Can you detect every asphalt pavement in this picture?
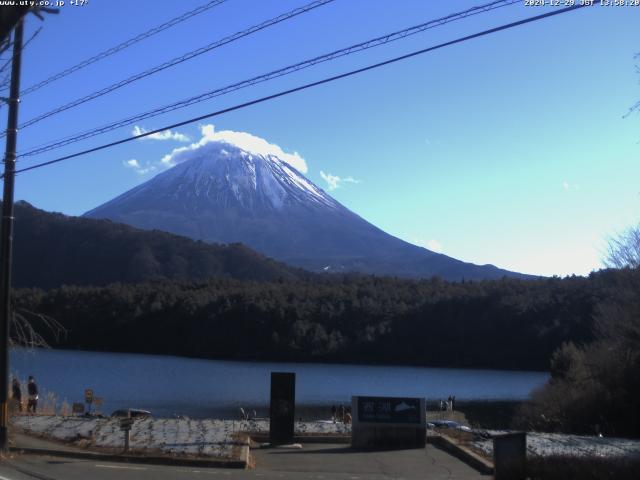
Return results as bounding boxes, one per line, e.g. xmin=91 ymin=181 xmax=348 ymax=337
xmin=0 ymin=442 xmax=488 ymax=480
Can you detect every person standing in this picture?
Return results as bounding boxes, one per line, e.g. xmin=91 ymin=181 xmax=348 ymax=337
xmin=27 ymin=376 xmax=38 ymax=414
xmin=344 ymin=408 xmax=352 ymax=425
xmin=11 ymin=378 xmax=22 ymax=412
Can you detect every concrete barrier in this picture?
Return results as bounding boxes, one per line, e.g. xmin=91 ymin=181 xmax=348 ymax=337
xmin=493 ymin=431 xmax=526 ymax=480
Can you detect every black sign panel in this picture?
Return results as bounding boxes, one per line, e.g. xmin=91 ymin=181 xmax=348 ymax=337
xmin=120 ymin=418 xmax=134 ymax=431
xmin=269 ymin=372 xmax=295 ymax=445
xmin=357 ymin=396 xmax=421 ymax=424
xmin=494 ymin=432 xmax=526 ymax=480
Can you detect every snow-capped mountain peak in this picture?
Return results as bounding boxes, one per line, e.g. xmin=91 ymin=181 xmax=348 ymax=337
xmin=137 ymin=142 xmax=339 ymax=212
xmin=85 ymin=138 xmax=527 ymax=281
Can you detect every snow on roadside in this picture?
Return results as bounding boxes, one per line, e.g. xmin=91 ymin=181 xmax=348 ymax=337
xmin=11 ymin=415 xmax=350 ymax=458
xmin=472 ymin=430 xmax=640 ymax=459
xmin=12 ymin=416 xmax=237 ymax=457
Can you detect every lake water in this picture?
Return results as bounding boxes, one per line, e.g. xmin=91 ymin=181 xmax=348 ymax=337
xmin=10 ymin=348 xmax=548 ymax=418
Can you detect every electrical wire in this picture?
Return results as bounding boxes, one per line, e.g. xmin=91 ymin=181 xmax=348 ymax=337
xmin=10 ymin=3 xmax=590 ymax=177
xmin=0 ymin=27 xmax=41 ymax=78
xmin=1 ymin=0 xmax=229 ymax=95
xmin=17 ymin=0 xmax=519 ymax=158
xmin=0 ymin=27 xmax=42 ymax=114
xmin=10 ymin=0 xmax=336 ymax=136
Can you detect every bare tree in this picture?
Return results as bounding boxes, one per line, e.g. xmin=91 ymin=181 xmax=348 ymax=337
xmin=10 ymin=304 xmax=65 ymax=349
xmin=608 ymin=55 xmax=640 ymax=269
xmin=624 ymin=52 xmax=640 ymax=117
xmin=605 ymin=223 xmax=640 ymax=269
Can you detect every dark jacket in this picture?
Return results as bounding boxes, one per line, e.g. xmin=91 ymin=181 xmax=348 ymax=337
xmin=12 ymin=382 xmax=21 ymax=400
xmin=27 ymin=381 xmax=38 ymax=396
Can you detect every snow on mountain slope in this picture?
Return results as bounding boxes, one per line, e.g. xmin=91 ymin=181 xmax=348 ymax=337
xmin=103 ymin=143 xmax=339 ymax=213
xmin=85 ymin=140 xmax=529 ymax=280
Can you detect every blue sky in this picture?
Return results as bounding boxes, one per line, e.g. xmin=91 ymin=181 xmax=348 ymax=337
xmin=5 ymin=0 xmax=639 ymax=277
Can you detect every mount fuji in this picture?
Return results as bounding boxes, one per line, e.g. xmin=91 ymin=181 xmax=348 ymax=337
xmin=84 ymin=140 xmax=526 ymax=280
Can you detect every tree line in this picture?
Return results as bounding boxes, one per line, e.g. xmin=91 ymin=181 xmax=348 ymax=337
xmin=513 ymin=224 xmax=640 ymax=437
xmin=12 ymin=267 xmax=637 ymax=372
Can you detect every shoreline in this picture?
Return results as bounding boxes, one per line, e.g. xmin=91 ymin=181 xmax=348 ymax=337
xmin=11 ymin=346 xmax=550 ymax=374
xmin=17 ymin=400 xmax=524 ymax=427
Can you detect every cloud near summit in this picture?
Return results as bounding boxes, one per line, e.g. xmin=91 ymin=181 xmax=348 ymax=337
xmin=160 ymin=125 xmax=308 ymax=173
xmin=320 ymin=171 xmax=361 ymax=191
xmin=132 ymin=125 xmax=190 ymax=142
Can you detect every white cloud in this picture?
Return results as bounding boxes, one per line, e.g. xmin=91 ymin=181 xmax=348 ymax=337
xmin=123 ymin=158 xmax=157 ymax=175
xmin=132 ymin=125 xmax=190 ymax=142
xmin=161 ymin=125 xmax=308 ymax=173
xmin=411 ymin=237 xmax=444 ymax=253
xmin=319 ymin=171 xmax=361 ymax=191
xmin=320 ymin=171 xmax=340 ymax=190
xmin=426 ymin=239 xmax=443 ymax=253
xmin=562 ymin=180 xmax=580 ymax=191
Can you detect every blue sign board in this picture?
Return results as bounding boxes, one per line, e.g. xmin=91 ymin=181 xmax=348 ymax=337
xmin=356 ymin=396 xmax=422 ymax=424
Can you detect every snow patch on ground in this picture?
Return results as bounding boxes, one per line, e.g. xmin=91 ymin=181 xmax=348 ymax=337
xmin=471 ymin=430 xmax=640 ymax=459
xmin=12 ymin=415 xmax=350 ymax=458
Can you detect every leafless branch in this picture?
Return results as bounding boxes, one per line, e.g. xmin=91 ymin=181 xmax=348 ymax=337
xmin=604 ymin=223 xmax=640 ymax=269
xmin=10 ymin=307 xmax=66 ymax=349
xmin=0 ymin=38 xmax=11 ymax=57
xmin=624 ymin=53 xmax=640 ymax=117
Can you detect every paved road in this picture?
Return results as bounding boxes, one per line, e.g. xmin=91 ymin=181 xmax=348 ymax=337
xmin=0 ymin=443 xmax=488 ymax=480
xmin=253 ymin=443 xmax=487 ymax=479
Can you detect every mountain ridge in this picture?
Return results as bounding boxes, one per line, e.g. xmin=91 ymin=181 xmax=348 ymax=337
xmin=9 ymin=200 xmax=308 ymax=289
xmin=85 ymin=141 xmax=531 ymax=280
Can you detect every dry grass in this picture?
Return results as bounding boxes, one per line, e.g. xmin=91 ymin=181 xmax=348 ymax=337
xmin=59 ymin=400 xmax=70 ymax=416
xmin=39 ymin=391 xmax=57 ymax=415
xmin=9 ymin=375 xmax=70 ymax=418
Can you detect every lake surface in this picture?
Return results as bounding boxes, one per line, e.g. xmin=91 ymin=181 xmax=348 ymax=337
xmin=11 ymin=348 xmax=548 ymax=418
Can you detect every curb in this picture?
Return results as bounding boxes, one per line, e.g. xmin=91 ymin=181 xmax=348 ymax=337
xmin=250 ymin=434 xmax=350 ymax=444
xmin=428 ymin=434 xmax=494 ymax=475
xmin=239 ymin=443 xmax=251 ymax=468
xmin=10 ymin=445 xmax=249 ymax=469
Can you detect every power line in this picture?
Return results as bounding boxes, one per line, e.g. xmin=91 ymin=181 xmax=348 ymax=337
xmin=9 ymin=0 xmax=335 ymax=136
xmin=11 ymin=3 xmax=590 ymax=177
xmin=18 ymin=0 xmax=520 ymax=158
xmin=0 ymin=27 xmax=42 ymax=113
xmin=6 ymin=0 xmax=229 ymax=96
xmin=0 ymin=27 xmax=40 ymax=77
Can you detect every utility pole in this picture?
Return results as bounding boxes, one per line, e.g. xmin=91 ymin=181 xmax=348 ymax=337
xmin=0 ymin=17 xmax=23 ymax=453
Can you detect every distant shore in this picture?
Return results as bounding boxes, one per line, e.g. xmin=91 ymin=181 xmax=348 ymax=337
xmin=207 ymin=400 xmax=524 ymax=428
xmin=12 ymin=345 xmax=550 ymax=376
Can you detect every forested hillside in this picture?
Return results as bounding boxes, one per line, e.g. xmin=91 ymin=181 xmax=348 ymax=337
xmin=11 ymin=201 xmax=306 ymax=288
xmin=14 ymin=268 xmax=637 ymax=371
